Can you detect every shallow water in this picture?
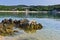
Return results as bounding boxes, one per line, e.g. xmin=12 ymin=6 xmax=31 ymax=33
xmin=0 ymin=17 xmax=60 ymax=40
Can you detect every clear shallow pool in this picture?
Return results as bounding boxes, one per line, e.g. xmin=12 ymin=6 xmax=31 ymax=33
xmin=0 ymin=17 xmax=60 ymax=40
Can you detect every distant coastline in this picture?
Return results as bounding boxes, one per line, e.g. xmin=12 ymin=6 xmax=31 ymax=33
xmin=0 ymin=4 xmax=60 ymax=11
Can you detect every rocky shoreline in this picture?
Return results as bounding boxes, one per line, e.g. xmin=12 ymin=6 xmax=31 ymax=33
xmin=0 ymin=19 xmax=43 ymax=36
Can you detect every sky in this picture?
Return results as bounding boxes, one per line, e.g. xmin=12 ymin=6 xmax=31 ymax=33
xmin=0 ymin=0 xmax=60 ymax=6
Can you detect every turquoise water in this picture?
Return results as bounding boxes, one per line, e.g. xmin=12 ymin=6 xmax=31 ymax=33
xmin=0 ymin=17 xmax=60 ymax=40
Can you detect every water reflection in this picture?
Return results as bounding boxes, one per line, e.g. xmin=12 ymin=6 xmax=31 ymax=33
xmin=0 ymin=12 xmax=60 ymax=18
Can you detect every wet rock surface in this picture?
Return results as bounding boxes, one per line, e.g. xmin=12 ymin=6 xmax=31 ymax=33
xmin=0 ymin=19 xmax=43 ymax=36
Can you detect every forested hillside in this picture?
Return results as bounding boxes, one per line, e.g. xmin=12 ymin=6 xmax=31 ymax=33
xmin=0 ymin=5 xmax=60 ymax=11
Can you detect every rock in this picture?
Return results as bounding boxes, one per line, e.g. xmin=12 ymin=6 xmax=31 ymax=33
xmin=8 ymin=19 xmax=13 ymax=24
xmin=2 ymin=19 xmax=9 ymax=24
xmin=14 ymin=30 xmax=18 ymax=32
xmin=20 ymin=19 xmax=29 ymax=24
xmin=29 ymin=20 xmax=37 ymax=25
xmin=13 ymin=20 xmax=18 ymax=24
xmin=0 ymin=19 xmax=43 ymax=35
xmin=0 ymin=23 xmax=3 ymax=28
xmin=13 ymin=20 xmax=20 ymax=28
xmin=6 ymin=29 xmax=14 ymax=33
xmin=37 ymin=23 xmax=43 ymax=29
xmin=1 ymin=19 xmax=13 ymax=24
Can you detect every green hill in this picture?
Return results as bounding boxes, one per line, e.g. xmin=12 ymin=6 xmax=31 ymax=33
xmin=0 ymin=5 xmax=60 ymax=11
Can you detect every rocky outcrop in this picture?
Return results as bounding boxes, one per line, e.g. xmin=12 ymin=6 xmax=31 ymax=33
xmin=0 ymin=19 xmax=43 ymax=36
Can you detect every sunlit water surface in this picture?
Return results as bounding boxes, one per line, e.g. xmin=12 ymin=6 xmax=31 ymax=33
xmin=0 ymin=17 xmax=60 ymax=40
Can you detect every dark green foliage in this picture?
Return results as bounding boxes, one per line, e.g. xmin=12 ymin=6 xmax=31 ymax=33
xmin=0 ymin=5 xmax=60 ymax=11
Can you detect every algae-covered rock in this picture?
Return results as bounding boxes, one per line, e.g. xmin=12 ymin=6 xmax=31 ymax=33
xmin=5 ymin=29 xmax=14 ymax=34
xmin=37 ymin=23 xmax=43 ymax=29
xmin=0 ymin=23 xmax=15 ymax=36
xmin=0 ymin=19 xmax=43 ymax=36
